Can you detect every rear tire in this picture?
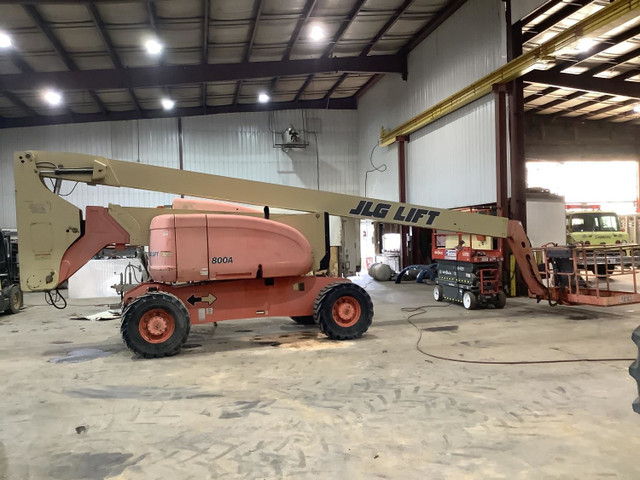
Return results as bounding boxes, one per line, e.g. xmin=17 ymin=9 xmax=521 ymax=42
xmin=494 ymin=291 xmax=506 ymax=309
xmin=121 ymin=292 xmax=190 ymax=358
xmin=433 ymin=285 xmax=443 ymax=302
xmin=462 ymin=291 xmax=477 ymax=310
xmin=314 ymin=283 xmax=373 ymax=340
xmin=6 ymin=286 xmax=22 ymax=314
xmin=291 ymin=315 xmax=316 ymax=325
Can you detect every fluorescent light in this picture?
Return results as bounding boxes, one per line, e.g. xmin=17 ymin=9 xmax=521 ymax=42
xmin=634 ymin=105 xmax=640 ymax=114
xmin=576 ymin=38 xmax=597 ymax=52
xmin=161 ymin=98 xmax=175 ymax=110
xmin=310 ymin=25 xmax=325 ymax=42
xmin=145 ymin=39 xmax=163 ymax=55
xmin=0 ymin=31 xmax=12 ymax=49
xmin=43 ymin=90 xmax=62 ymax=106
xmin=258 ymin=92 xmax=270 ymax=103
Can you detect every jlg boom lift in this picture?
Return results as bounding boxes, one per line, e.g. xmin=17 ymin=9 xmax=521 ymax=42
xmin=13 ymin=151 xmax=640 ymax=358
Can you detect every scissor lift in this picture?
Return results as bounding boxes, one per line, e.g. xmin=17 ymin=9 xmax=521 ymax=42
xmin=431 ymin=231 xmax=505 ymax=310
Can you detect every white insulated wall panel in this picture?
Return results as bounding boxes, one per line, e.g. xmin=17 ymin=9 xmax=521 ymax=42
xmin=357 ymin=0 xmax=506 ymax=206
xmin=406 ymin=96 xmax=497 ymax=208
xmin=1 ymin=110 xmax=359 ymax=229
xmin=182 ymin=109 xmax=359 ymax=196
xmin=0 ymin=118 xmax=178 ymax=229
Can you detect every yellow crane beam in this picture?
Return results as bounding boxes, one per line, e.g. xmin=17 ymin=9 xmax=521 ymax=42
xmin=380 ymin=0 xmax=640 ymax=147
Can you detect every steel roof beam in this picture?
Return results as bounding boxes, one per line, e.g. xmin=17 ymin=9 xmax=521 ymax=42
xmin=5 ymin=51 xmax=34 ymax=74
xmin=354 ymin=74 xmax=382 ymax=99
xmin=293 ymin=74 xmax=313 ymax=102
xmin=87 ymin=2 xmax=123 ymax=69
xmin=232 ymin=80 xmax=242 ymax=105
xmin=525 ymin=69 xmax=640 ymax=99
xmin=359 ymin=0 xmax=413 ymax=57
xmin=548 ymin=22 xmax=640 ymax=74
xmin=324 ymin=73 xmax=347 ymax=100
xmin=244 ymin=0 xmax=264 ymax=63
xmin=400 ymin=0 xmax=467 ymax=54
xmin=521 ymin=0 xmax=563 ymax=27
xmin=322 ymin=0 xmax=366 ymax=59
xmin=0 ymin=55 xmax=404 ymax=91
xmin=522 ymin=0 xmax=592 ymax=44
xmin=573 ymin=98 xmax=637 ymax=120
xmin=1 ymin=90 xmax=38 ymax=116
xmin=0 ymin=97 xmax=357 ymax=129
xmin=88 ymin=2 xmax=142 ymax=115
xmin=201 ymin=0 xmax=210 ymax=113
xmin=23 ymin=3 xmax=108 ymax=116
xmin=23 ymin=4 xmax=77 ymax=71
xmin=528 ymin=90 xmax=584 ymax=111
xmin=282 ymin=0 xmax=318 ymax=61
xmin=586 ymin=45 xmax=640 ymax=76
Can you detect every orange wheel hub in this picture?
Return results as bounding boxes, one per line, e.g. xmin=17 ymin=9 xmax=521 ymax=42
xmin=331 ymin=296 xmax=361 ymax=327
xmin=139 ymin=309 xmax=175 ymax=343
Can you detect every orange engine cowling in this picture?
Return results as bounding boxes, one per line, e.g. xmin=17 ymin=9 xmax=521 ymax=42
xmin=148 ymin=214 xmax=313 ymax=283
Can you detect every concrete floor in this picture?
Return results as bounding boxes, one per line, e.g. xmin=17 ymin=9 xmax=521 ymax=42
xmin=1 ymin=277 xmax=640 ymax=479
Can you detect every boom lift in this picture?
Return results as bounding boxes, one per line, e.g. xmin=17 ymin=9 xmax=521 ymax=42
xmin=12 ymin=150 xmax=632 ymax=358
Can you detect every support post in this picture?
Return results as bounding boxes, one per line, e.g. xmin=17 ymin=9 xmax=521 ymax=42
xmin=508 ymin=16 xmax=528 ymax=295
xmin=494 ymin=84 xmax=508 ymax=218
xmin=397 ymin=135 xmax=410 ymax=269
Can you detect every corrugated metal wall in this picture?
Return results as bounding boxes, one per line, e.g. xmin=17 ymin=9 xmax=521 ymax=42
xmin=357 ymin=0 xmax=506 ymax=208
xmin=0 ymin=109 xmax=358 ymax=229
xmin=182 ymin=109 xmax=359 ymax=194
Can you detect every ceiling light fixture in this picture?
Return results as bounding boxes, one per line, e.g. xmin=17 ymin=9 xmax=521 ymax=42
xmin=161 ymin=98 xmax=175 ymax=110
xmin=258 ymin=92 xmax=270 ymax=103
xmin=145 ymin=39 xmax=163 ymax=55
xmin=310 ymin=25 xmax=325 ymax=42
xmin=43 ymin=89 xmax=62 ymax=106
xmin=0 ymin=31 xmax=12 ymax=49
xmin=576 ymin=38 xmax=597 ymax=52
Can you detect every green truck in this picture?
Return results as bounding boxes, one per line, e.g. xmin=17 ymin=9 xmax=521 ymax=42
xmin=566 ymin=211 xmax=629 ymax=275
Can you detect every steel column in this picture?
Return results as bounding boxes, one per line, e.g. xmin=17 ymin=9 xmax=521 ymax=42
xmin=493 ymin=85 xmax=508 ymax=218
xmin=397 ymin=135 xmax=410 ymax=269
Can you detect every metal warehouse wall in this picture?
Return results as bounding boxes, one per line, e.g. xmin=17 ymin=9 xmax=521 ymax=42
xmin=357 ymin=0 xmax=507 ymax=208
xmin=0 ymin=109 xmax=359 ymax=229
xmin=182 ymin=110 xmax=359 ymax=195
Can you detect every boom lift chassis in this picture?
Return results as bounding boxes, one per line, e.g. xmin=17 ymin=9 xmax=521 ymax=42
xmin=13 ymin=151 xmax=640 ymax=358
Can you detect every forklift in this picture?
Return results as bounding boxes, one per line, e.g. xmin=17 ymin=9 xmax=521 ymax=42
xmin=0 ymin=230 xmax=22 ymax=314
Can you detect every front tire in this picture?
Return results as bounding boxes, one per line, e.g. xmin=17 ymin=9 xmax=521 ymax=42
xmin=462 ymin=291 xmax=477 ymax=310
xmin=433 ymin=285 xmax=443 ymax=302
xmin=314 ymin=283 xmax=373 ymax=340
xmin=6 ymin=286 xmax=22 ymax=314
xmin=121 ymin=292 xmax=190 ymax=358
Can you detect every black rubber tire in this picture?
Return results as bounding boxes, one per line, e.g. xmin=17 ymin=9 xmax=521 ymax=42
xmin=433 ymin=285 xmax=443 ymax=302
xmin=494 ymin=291 xmax=506 ymax=309
xmin=121 ymin=292 xmax=190 ymax=358
xmin=291 ymin=315 xmax=316 ymax=325
xmin=6 ymin=286 xmax=22 ymax=314
xmin=314 ymin=283 xmax=373 ymax=340
xmin=596 ymin=264 xmax=608 ymax=277
xmin=462 ymin=291 xmax=477 ymax=310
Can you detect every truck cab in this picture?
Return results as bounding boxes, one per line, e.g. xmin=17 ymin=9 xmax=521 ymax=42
xmin=566 ymin=211 xmax=629 ymax=246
